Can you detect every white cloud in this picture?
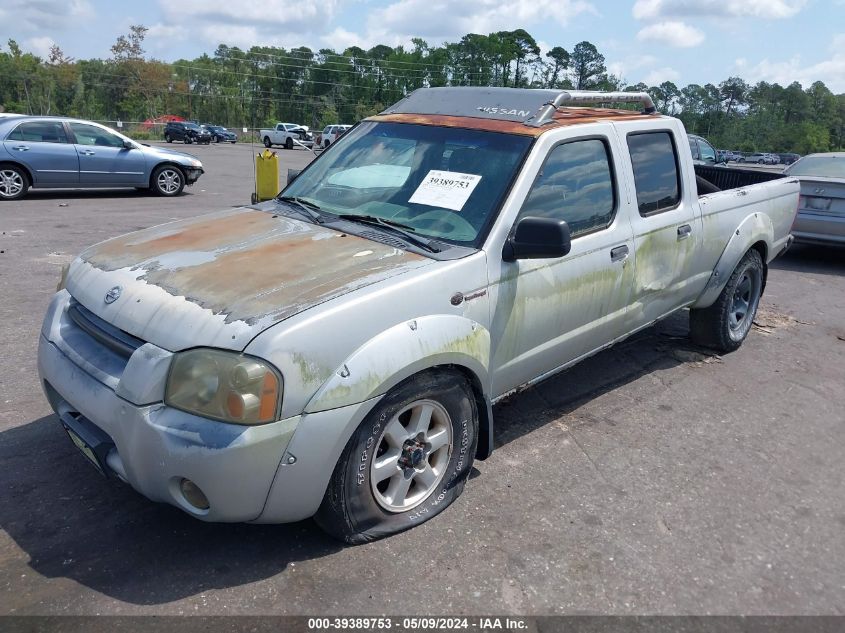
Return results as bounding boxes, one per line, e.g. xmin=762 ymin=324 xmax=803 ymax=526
xmin=374 ymin=0 xmax=597 ymax=42
xmin=607 ymin=54 xmax=658 ymax=82
xmin=735 ymin=48 xmax=845 ymax=93
xmin=24 ymin=36 xmax=57 ymax=59
xmin=1 ymin=0 xmax=92 ymax=32
xmin=633 ymin=0 xmax=807 ymax=20
xmin=643 ymin=66 xmax=681 ymax=85
xmin=636 ymin=21 xmax=705 ymax=47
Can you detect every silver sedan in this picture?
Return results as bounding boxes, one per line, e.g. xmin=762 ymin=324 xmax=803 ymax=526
xmin=0 ymin=116 xmax=204 ymax=200
xmin=785 ymin=153 xmax=845 ymax=246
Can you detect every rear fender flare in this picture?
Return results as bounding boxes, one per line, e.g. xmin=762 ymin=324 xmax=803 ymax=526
xmin=692 ymin=212 xmax=773 ymax=309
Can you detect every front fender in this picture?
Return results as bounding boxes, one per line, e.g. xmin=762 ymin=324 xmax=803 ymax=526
xmin=304 ymin=314 xmax=491 ymax=414
xmin=692 ymin=211 xmax=773 ymax=309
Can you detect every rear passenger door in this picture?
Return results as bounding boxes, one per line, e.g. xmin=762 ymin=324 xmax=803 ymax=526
xmin=620 ymin=126 xmax=700 ymax=331
xmin=3 ymin=120 xmax=79 ymax=186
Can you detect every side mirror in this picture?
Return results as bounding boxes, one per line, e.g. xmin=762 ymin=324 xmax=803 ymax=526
xmin=502 ymin=216 xmax=571 ymax=262
xmin=123 ymin=140 xmax=135 ymax=149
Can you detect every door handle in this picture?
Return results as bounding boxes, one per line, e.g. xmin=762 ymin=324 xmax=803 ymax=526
xmin=677 ymin=224 xmax=692 ymax=240
xmin=12 ymin=145 xmax=30 ymax=152
xmin=80 ymin=150 xmax=96 ymax=156
xmin=610 ymin=245 xmax=629 ymax=262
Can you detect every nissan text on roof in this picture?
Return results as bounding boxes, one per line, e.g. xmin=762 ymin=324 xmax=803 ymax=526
xmin=39 ymin=87 xmax=799 ymax=542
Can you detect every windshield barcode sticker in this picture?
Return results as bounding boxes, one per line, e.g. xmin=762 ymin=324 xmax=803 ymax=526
xmin=408 ymin=170 xmax=482 ymax=212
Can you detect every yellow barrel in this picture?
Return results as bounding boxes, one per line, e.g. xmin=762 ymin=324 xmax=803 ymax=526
xmin=254 ymin=149 xmax=280 ymax=201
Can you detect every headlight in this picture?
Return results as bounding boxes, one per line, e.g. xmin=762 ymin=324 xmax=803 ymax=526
xmin=165 ymin=348 xmax=282 ymax=424
xmin=188 ymin=158 xmax=202 ymax=168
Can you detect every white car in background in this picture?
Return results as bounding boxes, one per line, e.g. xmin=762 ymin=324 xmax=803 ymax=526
xmin=319 ymin=124 xmax=352 ymax=148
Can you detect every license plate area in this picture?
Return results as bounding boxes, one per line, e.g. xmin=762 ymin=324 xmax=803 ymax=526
xmin=59 ymin=412 xmax=115 ymax=477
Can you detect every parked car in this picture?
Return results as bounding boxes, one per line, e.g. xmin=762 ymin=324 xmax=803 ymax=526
xmin=739 ymin=152 xmax=777 ymax=165
xmin=688 ymin=134 xmax=722 ymax=164
xmin=319 ymin=124 xmax=352 ymax=149
xmin=164 ymin=121 xmax=212 ymax=145
xmin=202 ymin=124 xmax=237 ymax=143
xmin=778 ymin=153 xmax=800 ymax=165
xmin=259 ymin=123 xmax=314 ymax=149
xmin=38 ymin=87 xmax=797 ymax=543
xmin=784 ymin=152 xmax=845 ymax=245
xmin=0 ymin=116 xmax=204 ymax=200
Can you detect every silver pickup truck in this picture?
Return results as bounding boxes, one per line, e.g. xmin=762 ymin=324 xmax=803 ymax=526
xmin=38 ymin=88 xmax=799 ymax=543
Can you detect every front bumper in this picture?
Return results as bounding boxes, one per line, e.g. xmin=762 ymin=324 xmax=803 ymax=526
xmin=37 ymin=291 xmax=296 ymax=522
xmin=184 ymin=167 xmax=203 ymax=185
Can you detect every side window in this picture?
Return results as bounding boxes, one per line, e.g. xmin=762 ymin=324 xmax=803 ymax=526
xmin=69 ymin=122 xmax=125 ymax=148
xmin=698 ymin=138 xmax=716 ymax=163
xmin=688 ymin=137 xmax=700 ymax=160
xmin=517 ymin=138 xmax=616 ymax=238
xmin=9 ymin=121 xmax=68 ymax=143
xmin=627 ymin=131 xmax=681 ymax=216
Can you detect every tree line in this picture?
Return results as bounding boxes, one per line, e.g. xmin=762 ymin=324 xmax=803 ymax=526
xmin=1 ymin=26 xmax=843 ymax=153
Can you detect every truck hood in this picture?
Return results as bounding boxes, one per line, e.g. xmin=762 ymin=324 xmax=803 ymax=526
xmin=65 ymin=205 xmax=432 ymax=351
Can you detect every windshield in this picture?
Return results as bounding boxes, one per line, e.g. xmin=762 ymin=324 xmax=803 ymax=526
xmin=787 ymin=155 xmax=845 ymax=178
xmin=282 ymin=121 xmax=532 ymax=245
xmin=186 ymin=123 xmax=201 ymax=131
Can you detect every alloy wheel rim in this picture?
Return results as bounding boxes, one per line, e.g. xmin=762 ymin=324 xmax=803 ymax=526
xmin=0 ymin=170 xmax=23 ymax=198
xmin=729 ymin=268 xmax=760 ymax=333
xmin=157 ymin=169 xmax=181 ymax=194
xmin=370 ymin=399 xmax=453 ymax=513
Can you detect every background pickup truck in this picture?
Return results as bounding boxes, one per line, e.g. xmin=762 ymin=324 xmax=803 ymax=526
xmin=259 ymin=122 xmax=314 ymax=150
xmin=39 ymin=87 xmax=799 ymax=544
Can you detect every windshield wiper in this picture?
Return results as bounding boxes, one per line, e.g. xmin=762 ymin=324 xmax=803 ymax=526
xmin=337 ymin=214 xmax=441 ymax=253
xmin=276 ymin=196 xmax=325 ymax=224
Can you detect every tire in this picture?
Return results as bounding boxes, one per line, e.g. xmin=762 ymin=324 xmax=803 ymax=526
xmin=689 ymin=249 xmax=764 ymax=353
xmin=151 ymin=165 xmax=186 ymax=197
xmin=0 ymin=164 xmax=29 ymax=201
xmin=165 ymin=134 xmax=172 ymax=143
xmin=324 ymin=140 xmax=330 ymax=149
xmin=184 ymin=136 xmax=192 ymax=145
xmin=315 ymin=369 xmax=478 ymax=544
xmin=263 ymin=136 xmax=272 ymax=148
xmin=214 ymin=136 xmax=219 ymax=143
xmin=285 ymin=137 xmax=294 ymax=150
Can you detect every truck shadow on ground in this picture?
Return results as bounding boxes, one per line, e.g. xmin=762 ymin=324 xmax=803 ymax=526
xmin=770 ymin=243 xmax=845 ymax=277
xmin=0 ymin=314 xmax=700 ymax=606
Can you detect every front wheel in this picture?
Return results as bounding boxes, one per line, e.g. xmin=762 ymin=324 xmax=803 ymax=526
xmin=285 ymin=137 xmax=294 ymax=150
xmin=151 ymin=165 xmax=185 ymax=197
xmin=0 ymin=165 xmax=29 ymax=201
xmin=689 ymin=249 xmax=764 ymax=353
xmin=315 ymin=370 xmax=478 ymax=544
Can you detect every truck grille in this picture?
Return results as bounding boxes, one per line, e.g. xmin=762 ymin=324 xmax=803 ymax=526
xmin=67 ymin=299 xmax=145 ymax=359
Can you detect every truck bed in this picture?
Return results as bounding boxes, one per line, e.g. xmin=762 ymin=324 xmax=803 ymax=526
xmin=695 ymin=164 xmax=786 ymax=193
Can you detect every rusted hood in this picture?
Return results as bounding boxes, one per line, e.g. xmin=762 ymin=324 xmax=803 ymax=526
xmin=66 ymin=206 xmax=432 ymax=351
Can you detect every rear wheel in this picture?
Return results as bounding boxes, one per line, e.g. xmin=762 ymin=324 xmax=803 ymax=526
xmin=0 ymin=165 xmax=29 ymax=200
xmin=315 ymin=370 xmax=478 ymax=544
xmin=690 ymin=249 xmax=764 ymax=353
xmin=151 ymin=165 xmax=185 ymax=197
xmin=164 ymin=133 xmax=172 ymax=143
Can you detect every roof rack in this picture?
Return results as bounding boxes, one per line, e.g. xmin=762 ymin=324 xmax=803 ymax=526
xmin=526 ymin=91 xmax=657 ymax=127
xmin=381 ymin=87 xmax=657 ymax=126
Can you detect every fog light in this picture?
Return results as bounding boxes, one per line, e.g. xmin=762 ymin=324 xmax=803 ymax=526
xmin=180 ymin=478 xmax=209 ymax=510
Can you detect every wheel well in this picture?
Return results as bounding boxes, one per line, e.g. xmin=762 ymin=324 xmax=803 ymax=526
xmin=750 ymin=240 xmax=768 ymax=293
xmin=0 ymin=161 xmax=33 ymax=186
xmin=149 ymin=162 xmax=185 ymax=188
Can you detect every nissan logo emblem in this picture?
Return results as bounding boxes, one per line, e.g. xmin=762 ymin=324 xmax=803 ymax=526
xmin=104 ymin=286 xmax=123 ymax=304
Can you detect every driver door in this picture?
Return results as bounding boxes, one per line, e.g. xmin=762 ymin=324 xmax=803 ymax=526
xmin=69 ymin=122 xmax=147 ymax=187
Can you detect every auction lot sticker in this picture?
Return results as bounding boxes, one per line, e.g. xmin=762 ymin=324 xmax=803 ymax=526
xmin=409 ymin=170 xmax=482 ymax=212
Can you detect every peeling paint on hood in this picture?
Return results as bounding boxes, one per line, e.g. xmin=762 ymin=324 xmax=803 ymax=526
xmin=66 ymin=205 xmax=433 ymax=351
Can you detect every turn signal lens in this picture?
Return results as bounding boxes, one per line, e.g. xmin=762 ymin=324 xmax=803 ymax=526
xmin=165 ymin=349 xmax=282 ymax=425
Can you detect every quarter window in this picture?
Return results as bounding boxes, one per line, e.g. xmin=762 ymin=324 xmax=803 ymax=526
xmin=7 ymin=121 xmax=68 ymax=143
xmin=627 ymin=131 xmax=681 ymax=216
xmin=517 ymin=138 xmax=616 ymax=237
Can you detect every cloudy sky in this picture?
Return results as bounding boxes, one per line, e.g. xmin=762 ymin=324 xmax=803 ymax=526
xmin=0 ymin=0 xmax=843 ymax=91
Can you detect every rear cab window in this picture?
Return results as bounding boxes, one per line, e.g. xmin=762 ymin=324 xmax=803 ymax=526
xmin=627 ymin=131 xmax=682 ymax=216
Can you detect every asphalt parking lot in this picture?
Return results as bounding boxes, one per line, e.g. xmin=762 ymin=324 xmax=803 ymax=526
xmin=1 ymin=143 xmax=843 ymax=615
